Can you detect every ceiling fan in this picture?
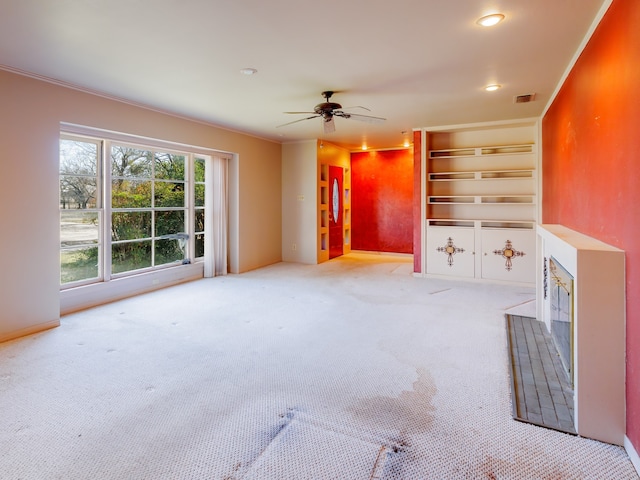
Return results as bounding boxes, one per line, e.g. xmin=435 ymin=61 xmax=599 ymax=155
xmin=278 ymin=91 xmax=386 ymax=134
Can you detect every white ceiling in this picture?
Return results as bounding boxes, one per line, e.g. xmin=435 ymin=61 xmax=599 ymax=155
xmin=1 ymin=0 xmax=607 ymax=151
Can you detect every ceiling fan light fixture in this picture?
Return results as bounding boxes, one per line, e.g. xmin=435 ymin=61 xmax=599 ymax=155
xmin=476 ymin=13 xmax=505 ymax=27
xmin=485 ymin=84 xmax=501 ymax=92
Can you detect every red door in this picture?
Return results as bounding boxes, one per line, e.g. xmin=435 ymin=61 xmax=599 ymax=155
xmin=329 ymin=166 xmax=343 ymax=259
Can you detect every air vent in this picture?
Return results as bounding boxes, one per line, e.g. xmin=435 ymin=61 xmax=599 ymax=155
xmin=514 ymin=93 xmax=536 ymax=103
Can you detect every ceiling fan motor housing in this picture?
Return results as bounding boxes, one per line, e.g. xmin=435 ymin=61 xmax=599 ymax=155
xmin=315 ymin=102 xmax=342 ymax=120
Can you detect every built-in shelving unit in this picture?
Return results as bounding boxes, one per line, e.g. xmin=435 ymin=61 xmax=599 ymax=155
xmin=317 ymin=141 xmax=351 ymax=263
xmin=319 ymin=162 xmax=329 ymax=257
xmin=343 ymin=170 xmax=352 ymax=248
xmin=419 ymin=121 xmax=539 ymax=283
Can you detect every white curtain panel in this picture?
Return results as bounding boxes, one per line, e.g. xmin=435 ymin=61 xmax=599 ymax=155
xmin=204 ymin=155 xmax=228 ymax=277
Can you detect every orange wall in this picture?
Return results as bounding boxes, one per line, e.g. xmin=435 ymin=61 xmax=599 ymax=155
xmin=542 ymin=0 xmax=640 ymax=448
xmin=351 ymin=149 xmax=413 ymax=254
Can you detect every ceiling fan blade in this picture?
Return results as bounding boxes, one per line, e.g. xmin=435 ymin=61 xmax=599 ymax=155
xmin=276 ymin=115 xmax=320 ymax=128
xmin=342 ymin=105 xmax=371 ymax=112
xmin=280 ymin=93 xmax=383 ymax=132
xmin=335 ymin=112 xmax=386 ymax=124
xmin=323 ymin=118 xmax=336 ymax=134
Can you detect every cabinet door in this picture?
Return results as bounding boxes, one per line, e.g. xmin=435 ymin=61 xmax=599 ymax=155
xmin=480 ymin=229 xmax=535 ymax=283
xmin=426 ymin=227 xmax=475 ymax=277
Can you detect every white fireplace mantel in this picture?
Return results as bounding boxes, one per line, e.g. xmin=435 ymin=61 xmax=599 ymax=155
xmin=537 ymin=224 xmax=625 ymax=445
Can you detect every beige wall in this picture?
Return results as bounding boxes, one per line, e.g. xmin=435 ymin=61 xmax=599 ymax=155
xmin=0 ymin=69 xmax=282 ymax=341
xmin=281 ymin=140 xmax=351 ymax=264
xmin=282 ymin=140 xmax=318 ymax=264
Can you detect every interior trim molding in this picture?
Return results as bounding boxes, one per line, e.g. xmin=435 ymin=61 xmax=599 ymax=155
xmin=541 ymin=0 xmax=614 ymax=118
xmin=0 ymin=320 xmax=60 ymax=344
xmin=625 ymin=436 xmax=640 ymax=476
xmin=0 ymin=64 xmax=278 ymax=146
xmin=61 ymin=122 xmax=234 ymax=159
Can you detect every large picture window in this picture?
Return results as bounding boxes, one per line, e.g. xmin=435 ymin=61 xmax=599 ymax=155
xmin=60 ymin=134 xmax=212 ymax=288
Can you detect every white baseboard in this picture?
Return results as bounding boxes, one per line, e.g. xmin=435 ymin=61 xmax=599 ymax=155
xmin=625 ymin=435 xmax=640 ymax=476
xmin=0 ymin=319 xmax=60 ymax=343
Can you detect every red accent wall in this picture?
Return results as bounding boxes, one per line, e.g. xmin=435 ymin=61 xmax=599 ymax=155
xmin=351 ymin=149 xmax=413 ymax=254
xmin=542 ymin=0 xmax=640 ymax=448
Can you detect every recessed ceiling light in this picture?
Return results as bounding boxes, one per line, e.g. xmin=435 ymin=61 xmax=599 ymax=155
xmin=402 ymin=131 xmax=411 ymax=148
xmin=477 ymin=14 xmax=505 ymax=27
xmin=240 ymin=67 xmax=258 ymax=75
xmin=485 ymin=84 xmax=501 ymax=92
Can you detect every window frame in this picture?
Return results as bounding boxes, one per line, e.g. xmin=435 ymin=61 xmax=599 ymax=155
xmin=59 ymin=129 xmax=214 ymax=290
xmin=193 ymin=156 xmax=206 ymax=259
xmin=59 ymin=134 xmax=104 ymax=288
xmin=107 ymin=141 xmax=191 ymax=279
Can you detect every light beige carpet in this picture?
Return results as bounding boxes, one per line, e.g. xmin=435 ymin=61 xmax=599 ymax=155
xmin=0 ymin=253 xmax=636 ymax=479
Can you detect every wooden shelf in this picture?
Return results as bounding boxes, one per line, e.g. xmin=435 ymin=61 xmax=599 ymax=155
xmin=429 ymin=172 xmax=476 ymax=181
xmin=429 ymin=170 xmax=534 ymax=181
xmin=428 ymin=196 xmax=475 ymax=204
xmin=480 ymin=170 xmax=534 ymax=179
xmin=481 ymin=221 xmax=534 ymax=229
xmin=480 ymin=195 xmax=534 ymax=204
xmin=429 ymin=144 xmax=534 ymax=158
xmin=428 ymin=195 xmax=534 ymax=205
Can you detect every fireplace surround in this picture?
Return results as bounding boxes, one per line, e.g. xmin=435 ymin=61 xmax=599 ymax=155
xmin=537 ymin=225 xmax=625 ymax=445
xmin=549 ymin=257 xmax=573 ymax=385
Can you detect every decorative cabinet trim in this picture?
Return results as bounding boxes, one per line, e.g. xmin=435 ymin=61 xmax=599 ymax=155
xmin=436 ymin=237 xmax=465 ymax=267
xmin=492 ymin=239 xmax=526 ymax=271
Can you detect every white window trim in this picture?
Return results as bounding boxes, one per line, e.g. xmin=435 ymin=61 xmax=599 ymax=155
xmin=61 ymin=122 xmax=233 ymax=160
xmin=59 ymin=123 xmax=231 ymax=314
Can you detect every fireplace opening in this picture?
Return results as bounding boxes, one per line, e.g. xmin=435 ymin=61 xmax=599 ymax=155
xmin=549 ymin=257 xmax=574 ymax=385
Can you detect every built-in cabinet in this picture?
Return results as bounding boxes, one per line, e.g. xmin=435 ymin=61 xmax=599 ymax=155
xmin=419 ymin=121 xmax=539 ymax=284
